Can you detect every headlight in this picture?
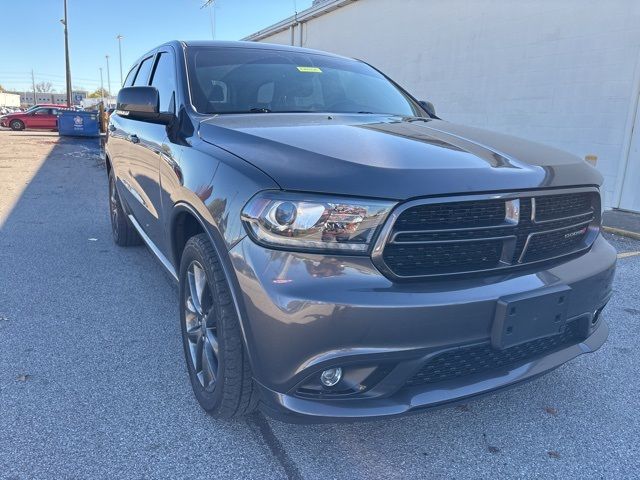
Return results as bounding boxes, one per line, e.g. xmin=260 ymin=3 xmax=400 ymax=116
xmin=241 ymin=191 xmax=395 ymax=253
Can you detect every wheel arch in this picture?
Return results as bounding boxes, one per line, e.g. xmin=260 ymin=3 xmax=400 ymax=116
xmin=171 ymin=205 xmax=207 ymax=269
xmin=170 ymin=202 xmax=256 ymax=367
xmin=10 ymin=118 xmax=25 ymax=129
xmin=105 ymin=152 xmax=112 ymax=176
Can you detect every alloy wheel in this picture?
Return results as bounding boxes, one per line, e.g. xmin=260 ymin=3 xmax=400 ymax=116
xmin=109 ymin=177 xmax=119 ymax=229
xmin=184 ymin=261 xmax=219 ymax=391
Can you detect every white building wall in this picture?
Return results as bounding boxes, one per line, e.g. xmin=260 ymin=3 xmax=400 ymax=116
xmin=19 ymin=91 xmax=88 ymax=107
xmin=0 ymin=92 xmax=20 ymax=107
xmin=261 ymin=28 xmax=291 ymax=46
xmin=253 ymin=0 xmax=640 ymax=209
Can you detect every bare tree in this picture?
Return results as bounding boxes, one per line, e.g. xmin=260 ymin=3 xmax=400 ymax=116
xmin=35 ymin=81 xmax=54 ymax=93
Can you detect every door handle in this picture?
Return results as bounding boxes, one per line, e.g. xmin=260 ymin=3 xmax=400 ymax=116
xmin=127 ymin=134 xmax=139 ymax=144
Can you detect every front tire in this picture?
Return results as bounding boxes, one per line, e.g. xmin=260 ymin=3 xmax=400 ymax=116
xmin=179 ymin=234 xmax=259 ymax=418
xmin=10 ymin=120 xmax=24 ymax=131
xmin=108 ymin=170 xmax=142 ymax=246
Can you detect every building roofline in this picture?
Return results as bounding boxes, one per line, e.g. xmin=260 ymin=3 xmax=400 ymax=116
xmin=242 ymin=0 xmax=359 ymax=42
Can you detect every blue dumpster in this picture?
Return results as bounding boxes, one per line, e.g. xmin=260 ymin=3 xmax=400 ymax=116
xmin=58 ymin=110 xmax=100 ymax=137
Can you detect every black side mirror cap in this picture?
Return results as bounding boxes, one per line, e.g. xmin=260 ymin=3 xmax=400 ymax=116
xmin=419 ymin=100 xmax=438 ymax=119
xmin=116 ymin=86 xmax=174 ymax=124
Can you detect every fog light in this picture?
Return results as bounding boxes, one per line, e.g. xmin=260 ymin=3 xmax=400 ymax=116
xmin=320 ymin=367 xmax=342 ymax=387
xmin=592 ymin=307 xmax=603 ymax=325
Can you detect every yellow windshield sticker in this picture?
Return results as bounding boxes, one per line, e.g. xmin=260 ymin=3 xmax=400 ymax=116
xmin=297 ymin=66 xmax=322 ymax=73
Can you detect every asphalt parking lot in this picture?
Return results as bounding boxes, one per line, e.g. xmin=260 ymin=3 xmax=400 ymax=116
xmin=0 ymin=130 xmax=639 ymax=480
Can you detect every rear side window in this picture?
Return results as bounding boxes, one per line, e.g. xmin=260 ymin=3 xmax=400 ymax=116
xmin=150 ymin=51 xmax=176 ymax=113
xmin=123 ymin=66 xmax=137 ymax=87
xmin=133 ymin=56 xmax=154 ymax=86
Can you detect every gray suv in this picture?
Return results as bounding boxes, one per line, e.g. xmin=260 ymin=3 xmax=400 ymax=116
xmin=106 ymin=41 xmax=616 ymax=421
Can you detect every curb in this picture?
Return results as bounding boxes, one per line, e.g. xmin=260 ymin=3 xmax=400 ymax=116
xmin=602 ymin=226 xmax=640 ymax=241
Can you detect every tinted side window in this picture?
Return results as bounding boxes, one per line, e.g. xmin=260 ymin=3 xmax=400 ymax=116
xmin=150 ymin=51 xmax=176 ymax=113
xmin=123 ymin=65 xmax=137 ymax=87
xmin=133 ymin=56 xmax=154 ymax=86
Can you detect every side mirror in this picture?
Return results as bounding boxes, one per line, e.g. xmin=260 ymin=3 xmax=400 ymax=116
xmin=116 ymin=86 xmax=173 ymax=124
xmin=419 ymin=100 xmax=438 ymax=118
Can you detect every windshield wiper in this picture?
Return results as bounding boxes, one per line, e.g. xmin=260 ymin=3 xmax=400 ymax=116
xmin=406 ymin=116 xmax=431 ymax=122
xmin=249 ymin=107 xmax=272 ymax=113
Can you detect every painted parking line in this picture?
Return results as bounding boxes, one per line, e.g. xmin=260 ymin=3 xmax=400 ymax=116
xmin=617 ymin=251 xmax=640 ymax=259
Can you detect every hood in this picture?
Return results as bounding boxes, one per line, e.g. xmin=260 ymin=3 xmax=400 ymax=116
xmin=198 ymin=114 xmax=601 ymax=200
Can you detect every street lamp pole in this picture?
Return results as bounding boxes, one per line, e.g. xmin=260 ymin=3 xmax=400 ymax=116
xmin=62 ymin=0 xmax=72 ymax=107
xmin=208 ymin=3 xmax=215 ymax=40
xmin=99 ymin=67 xmax=104 ymax=105
xmin=116 ymin=35 xmax=124 ymax=85
xmin=105 ymin=54 xmax=112 ymax=98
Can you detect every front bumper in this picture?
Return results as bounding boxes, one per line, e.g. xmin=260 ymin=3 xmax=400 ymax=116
xmin=229 ymin=234 xmax=616 ymax=421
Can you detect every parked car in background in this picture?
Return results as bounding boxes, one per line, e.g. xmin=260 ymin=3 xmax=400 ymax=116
xmin=0 ymin=106 xmax=66 ymax=131
xmin=106 ymin=40 xmax=616 ymax=421
xmin=24 ymin=103 xmax=63 ymax=112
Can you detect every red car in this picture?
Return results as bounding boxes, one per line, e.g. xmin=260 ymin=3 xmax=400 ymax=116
xmin=0 ymin=106 xmax=67 ymax=131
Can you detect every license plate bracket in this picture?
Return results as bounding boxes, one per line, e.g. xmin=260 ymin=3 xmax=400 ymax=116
xmin=491 ymin=285 xmax=571 ymax=350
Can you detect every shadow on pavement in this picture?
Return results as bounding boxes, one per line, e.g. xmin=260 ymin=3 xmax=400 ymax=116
xmin=0 ymin=134 xmax=286 ymax=479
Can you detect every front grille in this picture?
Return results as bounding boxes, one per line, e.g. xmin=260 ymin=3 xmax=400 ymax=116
xmin=379 ymin=190 xmax=599 ymax=278
xmin=394 ymin=199 xmax=506 ymax=230
xmin=522 ymin=222 xmax=590 ymax=263
xmin=534 ymin=192 xmax=592 ymax=221
xmin=383 ymin=240 xmax=503 ymax=277
xmin=404 ymin=321 xmax=583 ymax=388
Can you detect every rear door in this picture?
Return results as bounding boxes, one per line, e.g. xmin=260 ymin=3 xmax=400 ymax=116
xmin=49 ymin=108 xmax=61 ymax=129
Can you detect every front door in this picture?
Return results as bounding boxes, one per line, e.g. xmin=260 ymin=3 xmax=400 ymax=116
xmin=30 ymin=108 xmax=58 ymax=129
xmin=120 ymin=117 xmax=166 ymax=248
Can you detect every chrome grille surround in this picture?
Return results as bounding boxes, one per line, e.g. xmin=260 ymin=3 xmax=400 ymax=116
xmin=371 ymin=187 xmax=601 ymax=280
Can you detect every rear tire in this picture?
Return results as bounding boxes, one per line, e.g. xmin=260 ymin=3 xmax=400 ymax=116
xmin=108 ymin=170 xmax=142 ymax=246
xmin=10 ymin=120 xmax=24 ymax=131
xmin=179 ymin=233 xmax=259 ymax=418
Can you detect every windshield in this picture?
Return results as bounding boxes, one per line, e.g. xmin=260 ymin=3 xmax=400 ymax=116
xmin=186 ymin=47 xmax=425 ymax=117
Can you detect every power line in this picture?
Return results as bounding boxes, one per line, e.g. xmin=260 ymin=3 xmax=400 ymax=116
xmin=0 ymin=71 xmax=100 ymax=82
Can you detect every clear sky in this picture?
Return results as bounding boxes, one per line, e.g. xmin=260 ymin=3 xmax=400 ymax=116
xmin=0 ymin=0 xmax=312 ymax=94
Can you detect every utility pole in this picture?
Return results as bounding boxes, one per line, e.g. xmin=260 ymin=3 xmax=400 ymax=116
xmin=31 ymin=70 xmax=36 ymax=107
xmin=61 ymin=0 xmax=72 ymax=107
xmin=116 ymin=35 xmax=124 ymax=85
xmin=105 ymin=54 xmax=112 ymax=98
xmin=99 ymin=67 xmax=104 ymax=105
